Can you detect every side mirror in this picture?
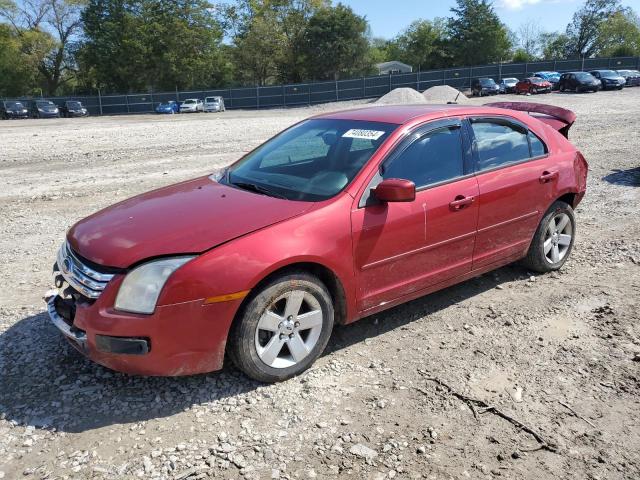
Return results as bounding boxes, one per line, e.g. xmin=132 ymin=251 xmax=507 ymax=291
xmin=373 ymin=178 xmax=416 ymax=203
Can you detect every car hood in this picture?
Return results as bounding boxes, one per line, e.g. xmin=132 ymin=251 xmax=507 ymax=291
xmin=67 ymin=176 xmax=313 ymax=268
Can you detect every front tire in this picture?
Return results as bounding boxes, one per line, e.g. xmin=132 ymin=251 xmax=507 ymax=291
xmin=523 ymin=201 xmax=576 ymax=273
xmin=228 ymin=272 xmax=335 ymax=383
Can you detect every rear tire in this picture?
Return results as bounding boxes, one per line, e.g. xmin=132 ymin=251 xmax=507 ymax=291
xmin=522 ymin=201 xmax=576 ymax=273
xmin=227 ymin=272 xmax=335 ymax=383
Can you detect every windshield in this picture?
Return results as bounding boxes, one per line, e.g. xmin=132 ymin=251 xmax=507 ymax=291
xmin=531 ymin=78 xmax=545 ymax=84
xmin=480 ymin=79 xmax=496 ymax=86
xmin=37 ymin=101 xmax=54 ymax=107
xmin=205 ymin=97 xmax=220 ymax=103
xmin=575 ymin=72 xmax=594 ymax=81
xmin=67 ymin=101 xmax=82 ymax=108
xmin=6 ymin=101 xmax=23 ymax=109
xmin=184 ymin=99 xmax=196 ymax=104
xmin=597 ymin=70 xmax=619 ymax=78
xmin=223 ymin=119 xmax=397 ymax=202
xmin=504 ymin=78 xmax=517 ymax=83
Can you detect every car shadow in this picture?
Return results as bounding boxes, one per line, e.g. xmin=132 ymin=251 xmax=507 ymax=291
xmin=603 ymin=166 xmax=640 ymax=187
xmin=0 ymin=264 xmax=527 ymax=434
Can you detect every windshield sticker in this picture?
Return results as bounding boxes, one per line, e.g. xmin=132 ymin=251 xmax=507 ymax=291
xmin=342 ymin=129 xmax=386 ymax=140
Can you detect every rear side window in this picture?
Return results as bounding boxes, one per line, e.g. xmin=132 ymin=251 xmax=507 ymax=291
xmin=529 ymin=131 xmax=547 ymax=157
xmin=471 ymin=121 xmax=530 ymax=171
xmin=383 ymin=126 xmax=464 ymax=188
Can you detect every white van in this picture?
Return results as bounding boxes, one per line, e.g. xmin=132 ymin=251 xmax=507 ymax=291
xmin=204 ymin=96 xmax=226 ymax=113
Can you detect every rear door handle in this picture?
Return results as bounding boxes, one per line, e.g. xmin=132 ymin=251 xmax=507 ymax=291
xmin=539 ymin=171 xmax=559 ymax=183
xmin=449 ymin=195 xmax=474 ymax=211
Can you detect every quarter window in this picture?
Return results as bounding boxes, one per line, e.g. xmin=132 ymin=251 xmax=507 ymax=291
xmin=383 ymin=126 xmax=464 ymax=188
xmin=529 ymin=131 xmax=547 ymax=157
xmin=471 ymin=121 xmax=530 ymax=171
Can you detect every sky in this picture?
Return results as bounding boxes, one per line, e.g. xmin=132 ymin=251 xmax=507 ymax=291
xmin=340 ymin=0 xmax=640 ymax=39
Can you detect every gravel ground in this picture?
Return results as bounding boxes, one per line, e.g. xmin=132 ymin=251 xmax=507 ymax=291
xmin=0 ymin=89 xmax=639 ymax=480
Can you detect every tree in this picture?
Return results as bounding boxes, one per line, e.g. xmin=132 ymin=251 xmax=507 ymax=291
xmin=81 ymin=0 xmax=227 ymax=92
xmin=447 ymin=0 xmax=512 ymax=66
xmin=387 ymin=19 xmax=452 ymax=70
xmin=516 ymin=19 xmax=542 ymax=58
xmin=565 ymin=0 xmax=621 ymax=57
xmin=539 ymin=32 xmax=572 ymax=60
xmin=220 ymin=0 xmax=328 ymax=84
xmin=0 ymin=0 xmax=85 ymax=94
xmin=595 ymin=8 xmax=640 ymax=56
xmin=301 ymin=4 xmax=370 ymax=80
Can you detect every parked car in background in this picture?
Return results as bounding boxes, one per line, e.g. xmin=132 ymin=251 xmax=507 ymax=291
xmin=558 ymin=72 xmax=600 ymax=93
xmin=533 ymin=71 xmax=561 ymax=90
xmin=45 ymin=102 xmax=588 ymax=382
xmin=471 ymin=78 xmax=499 ymax=96
xmin=60 ymin=100 xmax=89 ymax=117
xmin=30 ymin=99 xmax=60 ymax=118
xmin=155 ymin=101 xmax=180 ymax=114
xmin=180 ymin=98 xmax=203 ymax=113
xmin=498 ymin=78 xmax=518 ymax=93
xmin=515 ymin=77 xmax=552 ymax=95
xmin=1 ymin=100 xmax=29 ymax=119
xmin=204 ymin=96 xmax=225 ymax=113
xmin=589 ymin=70 xmax=626 ymax=90
xmin=616 ymin=70 xmax=640 ymax=87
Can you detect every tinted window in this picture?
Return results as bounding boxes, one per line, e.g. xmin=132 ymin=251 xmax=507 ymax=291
xmin=472 ymin=121 xmax=530 ymax=171
xmin=529 ymin=132 xmax=547 ymax=157
xmin=260 ymin=126 xmax=333 ymax=168
xmin=383 ymin=127 xmax=464 ymax=188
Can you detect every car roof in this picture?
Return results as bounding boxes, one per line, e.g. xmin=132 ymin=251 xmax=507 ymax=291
xmin=315 ymin=104 xmax=523 ymax=126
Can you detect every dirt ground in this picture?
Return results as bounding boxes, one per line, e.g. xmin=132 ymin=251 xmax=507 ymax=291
xmin=0 ymin=88 xmax=639 ymax=480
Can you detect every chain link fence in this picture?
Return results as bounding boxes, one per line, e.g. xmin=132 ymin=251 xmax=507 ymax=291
xmin=3 ymin=56 xmax=639 ymax=116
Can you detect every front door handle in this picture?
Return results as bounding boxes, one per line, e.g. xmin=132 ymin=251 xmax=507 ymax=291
xmin=539 ymin=171 xmax=559 ymax=183
xmin=449 ymin=195 xmax=474 ymax=211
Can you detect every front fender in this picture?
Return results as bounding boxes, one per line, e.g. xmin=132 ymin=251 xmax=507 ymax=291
xmin=158 ymin=194 xmax=357 ymax=320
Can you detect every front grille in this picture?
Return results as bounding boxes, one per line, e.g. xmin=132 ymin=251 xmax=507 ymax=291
xmin=56 ymin=242 xmax=115 ymax=299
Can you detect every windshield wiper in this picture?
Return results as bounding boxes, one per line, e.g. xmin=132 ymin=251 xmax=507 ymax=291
xmin=230 ymin=181 xmax=288 ymax=200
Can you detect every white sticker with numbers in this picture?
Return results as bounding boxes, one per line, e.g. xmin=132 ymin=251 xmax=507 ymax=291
xmin=342 ymin=129 xmax=386 ymax=140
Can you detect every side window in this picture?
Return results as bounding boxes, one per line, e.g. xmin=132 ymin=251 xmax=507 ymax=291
xmin=260 ymin=128 xmax=334 ymax=168
xmin=529 ymin=131 xmax=547 ymax=157
xmin=471 ymin=120 xmax=530 ymax=171
xmin=383 ymin=127 xmax=464 ymax=188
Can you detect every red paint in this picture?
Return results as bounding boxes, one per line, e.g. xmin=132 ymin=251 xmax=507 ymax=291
xmin=60 ymin=103 xmax=588 ymax=376
xmin=373 ymin=178 xmax=416 ymax=202
xmin=513 ymin=78 xmax=553 ymax=95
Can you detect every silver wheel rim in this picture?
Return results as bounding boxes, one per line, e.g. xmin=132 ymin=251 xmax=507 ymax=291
xmin=254 ymin=290 xmax=323 ymax=369
xmin=543 ymin=213 xmax=572 ymax=264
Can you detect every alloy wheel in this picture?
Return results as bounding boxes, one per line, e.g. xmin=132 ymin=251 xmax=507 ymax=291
xmin=254 ymin=290 xmax=323 ymax=369
xmin=543 ymin=213 xmax=572 ymax=264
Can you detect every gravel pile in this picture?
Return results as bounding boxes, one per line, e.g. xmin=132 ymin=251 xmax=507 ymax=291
xmin=375 ymin=87 xmax=427 ymax=105
xmin=1 ymin=89 xmax=639 ymax=479
xmin=422 ymin=85 xmax=470 ymax=104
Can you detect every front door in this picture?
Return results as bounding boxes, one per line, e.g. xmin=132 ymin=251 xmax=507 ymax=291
xmin=352 ymin=119 xmax=479 ymax=312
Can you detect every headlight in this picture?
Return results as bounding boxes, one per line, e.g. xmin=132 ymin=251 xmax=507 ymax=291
xmin=114 ymin=256 xmax=195 ymax=314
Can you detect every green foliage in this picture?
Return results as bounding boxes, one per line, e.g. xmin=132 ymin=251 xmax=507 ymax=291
xmin=447 ymin=0 xmax=512 ymax=65
xmin=539 ymin=32 xmax=572 ymax=60
xmin=386 ymin=19 xmax=452 ymax=70
xmin=80 ymin=0 xmax=227 ymax=92
xmin=512 ymin=48 xmax=535 ymax=63
xmin=300 ymin=4 xmax=370 ymax=80
xmin=565 ymin=0 xmax=621 ymax=57
xmin=596 ymin=9 xmax=640 ymax=56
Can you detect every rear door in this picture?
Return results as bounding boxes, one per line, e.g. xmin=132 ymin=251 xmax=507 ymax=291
xmin=352 ymin=119 xmax=479 ymax=311
xmin=467 ymin=116 xmax=558 ymax=269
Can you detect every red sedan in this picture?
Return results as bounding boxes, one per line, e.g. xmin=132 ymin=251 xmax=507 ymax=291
xmin=515 ymin=77 xmax=553 ymax=95
xmin=47 ymin=102 xmax=587 ymax=382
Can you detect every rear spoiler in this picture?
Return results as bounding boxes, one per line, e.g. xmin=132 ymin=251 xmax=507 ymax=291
xmin=484 ymin=102 xmax=576 ymax=138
